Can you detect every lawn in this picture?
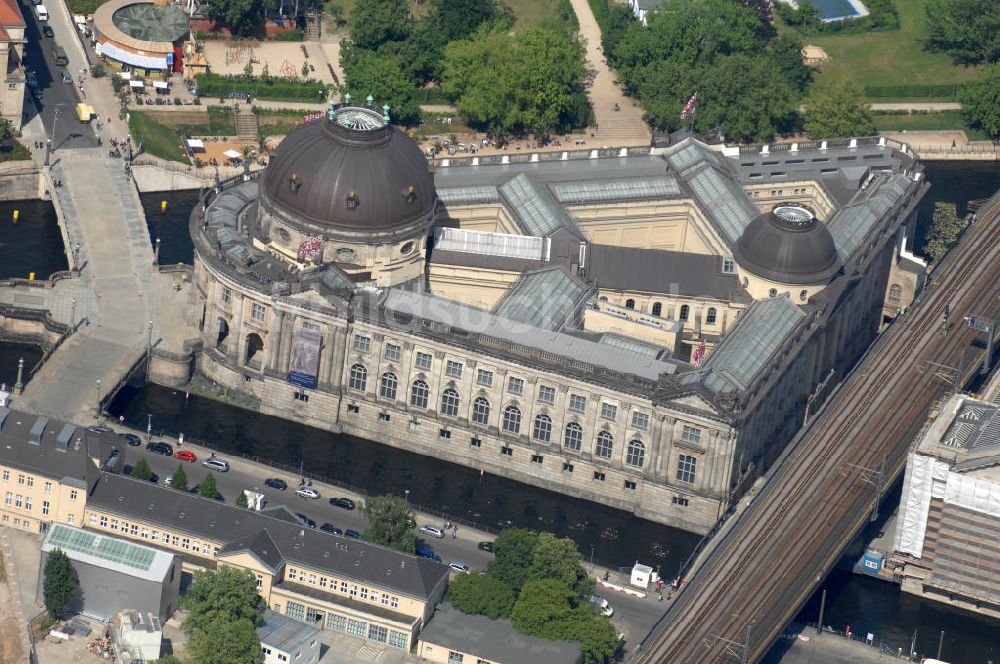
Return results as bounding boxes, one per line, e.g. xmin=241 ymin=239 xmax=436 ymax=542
xmin=139 ymin=108 xmax=236 ymax=136
xmin=872 ymin=111 xmax=989 ymax=140
xmin=325 ymin=0 xmax=563 ymax=33
xmin=787 ymin=0 xmax=983 ymax=93
xmin=127 ymin=112 xmax=190 ymax=164
xmin=68 ymin=0 xmax=111 ymax=14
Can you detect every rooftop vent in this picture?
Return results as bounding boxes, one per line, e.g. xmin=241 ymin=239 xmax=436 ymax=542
xmin=56 ymin=424 xmax=75 ymax=452
xmin=28 ymin=416 xmax=48 ymax=445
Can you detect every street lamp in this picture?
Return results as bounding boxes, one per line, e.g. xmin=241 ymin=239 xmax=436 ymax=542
xmin=147 ymin=413 xmax=152 ymax=442
xmin=404 ymin=489 xmax=410 ymax=503
xmin=94 ymin=379 xmax=101 ymax=418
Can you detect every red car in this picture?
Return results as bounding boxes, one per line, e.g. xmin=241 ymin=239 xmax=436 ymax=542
xmin=175 ymin=450 xmax=197 ymax=462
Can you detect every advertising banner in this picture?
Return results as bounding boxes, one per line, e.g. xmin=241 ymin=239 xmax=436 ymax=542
xmin=288 ymin=328 xmax=322 ymax=389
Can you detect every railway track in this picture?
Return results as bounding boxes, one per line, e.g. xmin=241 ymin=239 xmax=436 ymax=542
xmin=636 ymin=194 xmax=1000 ymax=663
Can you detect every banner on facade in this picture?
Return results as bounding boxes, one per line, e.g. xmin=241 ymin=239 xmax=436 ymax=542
xmin=288 ymin=328 xmax=322 ymax=389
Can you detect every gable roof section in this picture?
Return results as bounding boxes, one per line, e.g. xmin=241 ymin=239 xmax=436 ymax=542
xmin=0 ymin=0 xmax=24 ymax=27
xmin=826 ymin=173 xmax=910 ymax=261
xmin=219 ymin=528 xmax=283 ymax=572
xmin=586 ymin=244 xmax=747 ymax=301
xmin=493 ymin=266 xmax=590 ymax=330
xmin=499 ymin=174 xmax=582 ymax=239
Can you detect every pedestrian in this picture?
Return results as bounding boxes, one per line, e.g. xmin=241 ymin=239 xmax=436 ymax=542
xmin=452 ymin=530 xmax=456 ymax=539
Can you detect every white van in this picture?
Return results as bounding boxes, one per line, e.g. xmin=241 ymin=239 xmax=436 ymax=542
xmin=202 ymin=457 xmax=230 ymax=472
xmin=35 ymin=5 xmax=48 ymax=21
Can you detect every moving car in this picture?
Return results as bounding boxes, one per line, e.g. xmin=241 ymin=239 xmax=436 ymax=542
xmin=175 ymin=450 xmax=197 ymax=462
xmin=146 ymin=441 xmax=173 ymax=456
xmin=477 ymin=541 xmax=494 ymax=553
xmin=330 ymin=497 xmax=355 ymax=510
xmin=588 ymin=595 xmax=614 ymax=617
xmin=296 ymin=486 xmax=320 ymax=500
xmin=419 ymin=525 xmax=444 ymax=539
xmin=264 ymin=478 xmax=287 ymax=490
xmin=295 ymin=513 xmax=316 ymax=529
xmin=88 ymin=425 xmax=113 ymax=434
xmin=202 ymin=457 xmax=229 ymax=472
xmin=344 ymin=529 xmax=360 ymax=538
xmin=119 ymin=432 xmax=142 ymax=446
xmin=41 ymin=25 xmax=53 ymax=38
xmin=448 ymin=562 xmax=471 ymax=574
xmin=319 ymin=523 xmax=342 ymax=536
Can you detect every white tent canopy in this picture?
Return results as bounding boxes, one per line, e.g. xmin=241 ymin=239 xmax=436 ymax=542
xmin=128 ymin=80 xmax=145 ymax=89
xmin=153 ymin=81 xmax=169 ymax=90
xmin=118 ymin=71 xmax=132 ymax=80
xmin=223 ymin=149 xmax=243 ymax=159
xmin=186 ymin=138 xmax=205 ymax=152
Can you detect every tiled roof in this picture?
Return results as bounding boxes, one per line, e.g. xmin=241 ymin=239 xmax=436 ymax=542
xmin=0 ymin=0 xmax=24 ymax=27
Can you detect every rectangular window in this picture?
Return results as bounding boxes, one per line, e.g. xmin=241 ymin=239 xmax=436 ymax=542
xmin=89 ymin=514 xmax=97 ymax=525
xmin=600 ymin=403 xmax=618 ymax=420
xmin=470 ymin=437 xmax=482 ymax=448
xmin=251 ymin=302 xmax=266 ymax=321
xmin=24 ymin=497 xmax=31 ymax=511
xmin=44 ymin=481 xmax=51 ymax=493
xmin=182 ymin=538 xmax=190 ymax=550
xmin=26 ymin=477 xmax=33 ymax=488
xmin=384 ymin=343 xmax=401 ymax=362
xmin=446 ymin=360 xmax=463 ymax=378
xmin=507 ymin=377 xmax=524 ymax=396
xmin=631 ymin=412 xmax=650 ymax=430
xmin=677 ymin=455 xmax=697 ymax=484
xmin=319 ymin=577 xmax=327 ymax=588
xmin=353 ymin=335 xmax=371 ymax=353
xmin=369 ymin=624 xmax=388 ymax=643
xmin=439 ymin=429 xmax=451 ymax=439
xmin=15 ymin=495 xmax=22 ymax=508
xmin=388 ymin=630 xmax=408 ymax=650
xmin=563 ymin=462 xmax=573 ymax=473
xmin=569 ymin=394 xmax=586 ymax=412
xmin=360 ymin=587 xmax=368 ymax=600
xmin=130 ymin=524 xmax=138 ymax=535
xmin=222 ymin=288 xmax=231 ymax=304
xmin=172 ymin=535 xmax=180 ymax=547
xmin=293 ymin=391 xmax=309 ymax=402
xmin=370 ymin=591 xmax=378 ymax=603
xmin=100 ymin=515 xmax=108 ymax=527
xmin=593 ymin=471 xmax=605 ymax=482
xmin=3 ymin=492 xmax=10 ymax=506
xmin=624 ymin=480 xmax=637 ymax=491
xmin=327 ymin=614 xmax=347 ymax=632
xmin=69 ymin=490 xmax=78 ymax=501
xmin=346 ymin=619 xmax=367 ymax=638
xmin=681 ymin=425 xmax=702 ymax=445
xmin=415 ymin=352 xmax=432 ymax=370
xmin=152 ymin=531 xmax=159 ymax=542
xmin=1 ymin=470 xmax=7 ymax=481
xmin=350 ymin=585 xmax=357 ymax=597
xmin=307 ymin=574 xmax=316 ymax=585
xmin=448 ymin=652 xmax=465 ymax=664
xmin=379 ymin=412 xmax=391 ymax=422
xmin=285 ymin=601 xmax=306 ymax=621
xmin=67 ymin=514 xmax=74 ymax=525
xmin=347 ymin=404 xmax=360 ymax=414
xmin=42 ymin=501 xmax=50 ymax=516
xmin=531 ymin=454 xmax=543 ymax=464
xmin=476 ymin=369 xmax=493 ymax=387
xmin=17 ymin=474 xmax=23 ymax=485
xmin=110 ymin=518 xmax=118 ymax=530
xmin=340 ymin=581 xmax=348 ymax=593
xmin=390 ymin=597 xmax=398 ymax=608
xmin=537 ymin=385 xmax=556 ymax=404
xmin=672 ymin=496 xmax=689 ymax=506
xmin=722 ymin=257 xmax=736 ymax=274
xmin=501 ymin=446 xmax=513 ymax=457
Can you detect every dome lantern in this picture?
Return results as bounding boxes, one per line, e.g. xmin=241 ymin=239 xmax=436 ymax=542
xmin=733 ymin=204 xmax=840 ymax=286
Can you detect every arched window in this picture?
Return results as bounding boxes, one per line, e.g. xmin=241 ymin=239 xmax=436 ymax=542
xmin=679 ymin=305 xmax=690 ymax=321
xmin=768 ymin=288 xmax=777 ymax=298
xmin=472 ymin=396 xmax=491 ymax=425
xmin=800 ymin=289 xmax=808 ymax=302
xmin=706 ymin=308 xmax=717 ymax=324
xmin=624 ymin=298 xmax=635 ymax=310
xmin=502 ymin=405 xmax=521 ymax=434
xmin=888 ymin=284 xmax=902 ymax=304
xmin=564 ymin=423 xmax=583 ymax=451
xmin=533 ymin=414 xmax=552 ymax=443
xmin=440 ymin=388 xmax=460 ymax=417
xmin=626 ymin=440 xmax=645 ymax=468
xmin=651 ymin=302 xmax=662 ymax=317
xmin=348 ymin=364 xmax=367 ymax=391
xmin=410 ymin=379 xmax=429 ymax=408
xmin=595 ymin=431 xmax=613 ymax=459
xmin=379 ymin=372 xmax=398 ymax=400
xmin=244 ymin=333 xmax=264 ymax=364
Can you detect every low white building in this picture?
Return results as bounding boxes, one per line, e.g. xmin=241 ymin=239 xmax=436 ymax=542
xmin=115 ymin=610 xmax=162 ymax=662
xmin=258 ymin=609 xmax=321 ymax=664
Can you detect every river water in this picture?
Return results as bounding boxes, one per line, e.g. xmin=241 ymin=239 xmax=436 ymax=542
xmin=0 ymin=199 xmax=66 ymax=280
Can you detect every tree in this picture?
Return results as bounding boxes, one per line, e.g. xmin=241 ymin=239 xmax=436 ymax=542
xmin=131 ymin=457 xmax=153 ymax=481
xmin=236 ymin=490 xmax=250 ymax=509
xmin=204 ymin=0 xmax=267 ymax=35
xmin=181 ymin=567 xmax=265 ymax=636
xmin=923 ymin=202 xmax=967 ymax=264
xmin=960 ymin=64 xmax=1000 ymax=140
xmin=361 ymin=494 xmax=416 ymax=554
xmin=803 ymin=77 xmax=875 ymax=139
xmin=446 ymin=573 xmax=516 ymax=619
xmin=42 ymin=549 xmax=78 ymax=619
xmin=488 ymin=528 xmax=538 ymax=593
xmin=512 ymin=580 xmax=618 ymax=664
xmin=925 ymin=0 xmax=1000 ymax=64
xmin=768 ymin=33 xmax=811 ymax=92
xmin=197 ymin=473 xmax=218 ymax=499
xmin=170 ymin=464 xmax=188 ymax=492
xmin=431 ymin=0 xmax=508 ymax=42
xmin=528 ymin=533 xmax=593 ymax=598
xmin=349 ymin=0 xmax=410 ymax=50
xmin=186 ymin=616 xmax=260 ymax=664
xmin=340 ymin=47 xmax=421 ymax=125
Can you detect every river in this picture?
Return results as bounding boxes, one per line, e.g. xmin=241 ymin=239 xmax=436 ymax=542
xmin=0 ymin=199 xmax=66 ymax=280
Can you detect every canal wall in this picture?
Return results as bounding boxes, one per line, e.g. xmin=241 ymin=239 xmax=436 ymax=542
xmin=132 ymin=165 xmax=208 ymax=193
xmin=0 ymin=163 xmax=43 ymax=201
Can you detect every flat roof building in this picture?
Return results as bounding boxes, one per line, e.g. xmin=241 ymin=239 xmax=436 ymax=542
xmin=258 ymin=609 xmax=321 ymax=664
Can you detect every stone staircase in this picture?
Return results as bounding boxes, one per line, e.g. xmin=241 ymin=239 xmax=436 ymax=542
xmin=235 ymin=107 xmax=259 ymax=143
xmin=305 ymin=11 xmax=321 ymax=40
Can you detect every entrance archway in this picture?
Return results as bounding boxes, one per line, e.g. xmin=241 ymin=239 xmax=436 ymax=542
xmin=245 ymin=333 xmax=264 ymax=366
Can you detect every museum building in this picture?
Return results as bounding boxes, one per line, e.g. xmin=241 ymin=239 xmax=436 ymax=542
xmin=189 ymin=99 xmax=927 ymax=534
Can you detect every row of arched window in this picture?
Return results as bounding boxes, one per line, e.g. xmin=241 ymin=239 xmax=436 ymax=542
xmin=348 ymin=365 xmax=647 ymax=468
xmin=622 ymin=300 xmax=717 ymax=324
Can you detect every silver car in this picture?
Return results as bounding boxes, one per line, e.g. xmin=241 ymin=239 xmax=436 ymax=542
xmin=295 ymin=486 xmax=320 ymax=500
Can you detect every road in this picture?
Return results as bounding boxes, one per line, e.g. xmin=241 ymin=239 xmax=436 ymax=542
xmin=19 ymin=0 xmax=95 ymax=151
xmin=635 ymin=189 xmax=1000 ymax=663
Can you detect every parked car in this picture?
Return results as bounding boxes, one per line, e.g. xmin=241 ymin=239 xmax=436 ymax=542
xmin=175 ymin=450 xmax=197 ymax=462
xmin=448 ymin=562 xmax=471 ymax=574
xmin=295 ymin=513 xmax=317 ymax=529
xmin=330 ymin=497 xmax=355 ymax=510
xmin=296 ymin=486 xmax=320 ymax=500
xmin=320 ymin=523 xmax=342 ymax=536
xmin=415 ymin=542 xmax=440 ymax=562
xmin=42 ymin=25 xmax=54 ymax=38
xmin=146 ymin=441 xmax=173 ymax=456
xmin=419 ymin=525 xmax=444 ymax=539
xmin=202 ymin=457 xmax=229 ymax=472
xmin=344 ymin=529 xmax=360 ymax=539
xmin=588 ymin=595 xmax=614 ymax=617
xmin=264 ymin=478 xmax=288 ymax=491
xmin=88 ymin=425 xmax=113 ymax=434
xmin=146 ymin=472 xmax=159 ymax=484
xmin=477 ymin=541 xmax=494 ymax=553
xmin=60 ymin=70 xmax=71 ymax=84
xmin=119 ymin=432 xmax=142 ymax=446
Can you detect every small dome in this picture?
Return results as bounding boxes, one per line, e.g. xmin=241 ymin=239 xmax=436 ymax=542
xmin=733 ymin=204 xmax=840 ymax=285
xmin=259 ymin=106 xmax=435 ymax=234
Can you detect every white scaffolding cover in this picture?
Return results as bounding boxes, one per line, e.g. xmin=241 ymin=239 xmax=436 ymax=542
xmin=433 ymin=227 xmax=549 ymax=261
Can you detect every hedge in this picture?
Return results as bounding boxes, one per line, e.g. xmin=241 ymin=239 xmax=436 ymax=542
xmin=864 ymin=84 xmax=958 ymax=100
xmin=194 ymin=73 xmax=328 ymax=102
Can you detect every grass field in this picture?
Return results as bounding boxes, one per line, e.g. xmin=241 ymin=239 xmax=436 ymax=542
xmin=325 ymin=0 xmax=563 ymax=33
xmin=139 ymin=108 xmax=236 ymax=136
xmin=789 ymin=0 xmax=983 ymax=90
xmin=872 ymin=111 xmax=988 ymax=140
xmin=127 ymin=112 xmax=190 ymax=164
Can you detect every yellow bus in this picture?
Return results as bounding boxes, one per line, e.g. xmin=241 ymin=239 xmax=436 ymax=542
xmin=75 ymin=103 xmax=94 ymax=123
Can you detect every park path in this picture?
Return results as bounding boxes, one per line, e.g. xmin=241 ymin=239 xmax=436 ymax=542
xmin=568 ymin=0 xmax=650 ymax=146
xmin=869 ymin=102 xmax=961 ymax=111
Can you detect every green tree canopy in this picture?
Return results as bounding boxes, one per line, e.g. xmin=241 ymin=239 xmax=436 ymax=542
xmin=432 ymin=0 xmax=510 ymax=42
xmin=131 ymin=457 xmax=153 ymax=481
xmin=181 ymin=567 xmax=265 ymax=636
xmin=528 ymin=533 xmax=593 ymax=598
xmin=170 ymin=464 xmax=188 ymax=492
xmin=923 ymin=202 xmax=967 ymax=264
xmin=340 ymin=46 xmax=421 ymax=125
xmin=925 ymin=0 xmax=1000 ymax=64
xmin=361 ymin=494 xmax=416 ymax=554
xmin=446 ymin=573 xmax=516 ymax=619
xmin=204 ymin=0 xmax=266 ymax=35
xmin=488 ymin=528 xmax=539 ymax=593
xmin=960 ymin=64 xmax=1000 ymax=140
xmin=803 ymin=77 xmax=875 ymax=139
xmin=42 ymin=548 xmax=78 ymax=619
xmin=186 ymin=616 xmax=260 ymax=664
xmin=235 ymin=490 xmax=250 ymax=509
xmin=197 ymin=472 xmax=218 ymax=499
xmin=510 ymin=579 xmax=577 ymax=637
xmin=349 ymin=0 xmax=411 ymax=50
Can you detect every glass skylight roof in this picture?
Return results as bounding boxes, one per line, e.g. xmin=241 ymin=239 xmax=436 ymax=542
xmin=48 ymin=524 xmax=156 ymax=571
xmin=686 ymin=166 xmax=757 ymax=244
xmin=436 ymin=186 xmax=499 ymax=205
xmin=499 ymin=174 xmax=565 ymax=236
xmin=550 ymin=177 xmax=681 ymax=204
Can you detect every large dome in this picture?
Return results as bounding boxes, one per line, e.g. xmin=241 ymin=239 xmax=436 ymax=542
xmin=733 ymin=204 xmax=841 ymax=285
xmin=259 ymin=106 xmax=435 ymax=234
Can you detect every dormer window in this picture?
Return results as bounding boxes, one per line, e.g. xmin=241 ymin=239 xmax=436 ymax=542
xmin=346 ymin=191 xmax=359 ymax=209
xmin=403 ymin=185 xmax=416 ymax=203
xmin=288 ymin=173 xmax=301 ymax=193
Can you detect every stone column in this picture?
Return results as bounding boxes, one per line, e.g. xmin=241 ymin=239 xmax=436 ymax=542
xmin=318 ymin=329 xmax=335 ymax=386
xmin=278 ymin=315 xmax=295 ymax=374
xmin=655 ymin=417 xmax=676 ymax=477
xmin=265 ymin=310 xmax=285 ymax=372
xmin=228 ymin=295 xmax=245 ymax=367
xmin=327 ymin=328 xmax=348 ymax=389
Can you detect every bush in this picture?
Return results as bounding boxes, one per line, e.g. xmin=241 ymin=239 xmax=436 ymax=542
xmin=193 ymin=97 xmax=202 ymax=105
xmin=863 ymin=83 xmax=958 ymax=100
xmin=173 ymin=97 xmax=182 ymax=106
xmin=90 ymin=63 xmax=106 ymax=78
xmin=194 ymin=73 xmax=328 ymax=103
xmin=273 ymin=28 xmax=304 ymax=41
